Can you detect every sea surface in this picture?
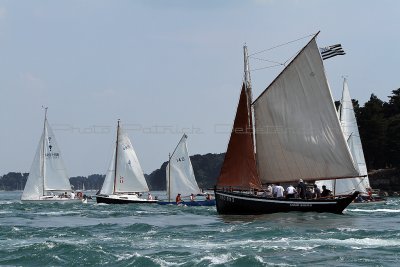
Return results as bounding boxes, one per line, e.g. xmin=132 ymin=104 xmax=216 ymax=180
xmin=1 ymin=191 xmax=399 ymax=266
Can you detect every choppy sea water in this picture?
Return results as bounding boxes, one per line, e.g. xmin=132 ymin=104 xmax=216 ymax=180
xmin=1 ymin=191 xmax=400 ymax=266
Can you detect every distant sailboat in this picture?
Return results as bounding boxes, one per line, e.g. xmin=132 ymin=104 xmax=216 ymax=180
xmin=96 ymin=120 xmax=157 ymax=204
xmin=158 ymin=134 xmax=215 ymax=206
xmin=214 ymin=32 xmax=360 ymax=215
xmin=21 ymin=108 xmax=79 ymax=202
xmin=316 ymin=78 xmax=371 ymax=195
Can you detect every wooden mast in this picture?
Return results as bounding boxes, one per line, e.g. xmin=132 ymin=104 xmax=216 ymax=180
xmin=244 ymin=44 xmax=258 ymax=190
xmin=113 ymin=119 xmax=120 ymax=194
xmin=243 ymin=44 xmax=252 ymax=115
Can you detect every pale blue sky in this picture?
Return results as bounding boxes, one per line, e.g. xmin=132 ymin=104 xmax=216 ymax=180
xmin=1 ymin=0 xmax=399 ymax=176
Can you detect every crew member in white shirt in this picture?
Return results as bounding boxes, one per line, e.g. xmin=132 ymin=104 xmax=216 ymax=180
xmin=286 ymin=185 xmax=297 ymax=199
xmin=273 ymin=183 xmax=284 ymax=198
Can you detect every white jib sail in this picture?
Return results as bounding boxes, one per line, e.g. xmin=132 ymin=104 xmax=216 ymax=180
xmin=253 ymin=37 xmax=359 ymax=184
xmin=114 ymin=126 xmax=149 ymax=193
xmin=21 ymin=132 xmax=45 ymax=200
xmin=317 ymin=79 xmax=370 ymax=194
xmin=99 ymin=149 xmax=116 ymax=195
xmin=22 ymin=118 xmax=72 ymax=200
xmin=166 ymin=134 xmax=201 ymax=201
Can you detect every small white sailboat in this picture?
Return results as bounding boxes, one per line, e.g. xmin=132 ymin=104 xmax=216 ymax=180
xmin=96 ymin=120 xmax=157 ymax=204
xmin=158 ymin=134 xmax=215 ymax=206
xmin=21 ymin=108 xmax=79 ymax=202
xmin=316 ymin=78 xmax=371 ymax=195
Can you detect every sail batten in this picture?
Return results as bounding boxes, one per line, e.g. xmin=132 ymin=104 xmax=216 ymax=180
xmin=253 ymin=38 xmax=359 ymax=184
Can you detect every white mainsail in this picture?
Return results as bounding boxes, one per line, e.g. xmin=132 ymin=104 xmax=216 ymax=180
xmin=317 ymin=78 xmax=370 ymax=194
xmin=22 ymin=115 xmax=72 ymax=200
xmin=166 ymin=134 xmax=201 ymax=201
xmin=99 ymin=122 xmax=149 ymax=194
xmin=253 ymin=37 xmax=360 ymax=184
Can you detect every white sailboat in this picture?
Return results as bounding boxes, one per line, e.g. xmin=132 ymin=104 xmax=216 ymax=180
xmin=96 ymin=120 xmax=157 ymax=204
xmin=159 ymin=134 xmax=215 ymax=206
xmin=316 ymin=78 xmax=370 ymax=195
xmin=21 ymin=108 xmax=79 ymax=202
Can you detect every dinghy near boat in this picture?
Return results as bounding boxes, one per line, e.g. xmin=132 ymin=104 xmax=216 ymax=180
xmin=158 ymin=134 xmax=215 ymax=206
xmin=214 ymin=32 xmax=361 ymax=215
xmin=21 ymin=108 xmax=80 ymax=202
xmin=96 ymin=120 xmax=157 ymax=204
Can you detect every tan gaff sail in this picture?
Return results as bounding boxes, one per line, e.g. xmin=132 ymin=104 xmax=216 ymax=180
xmin=217 ymin=84 xmax=262 ymax=189
xmin=253 ymin=37 xmax=359 ymax=184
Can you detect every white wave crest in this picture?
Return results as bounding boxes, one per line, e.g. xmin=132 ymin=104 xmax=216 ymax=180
xmin=349 ymin=208 xmax=400 ymax=213
xmin=301 ymin=237 xmax=400 ymax=248
xmin=199 ymin=253 xmax=238 ymax=265
xmin=337 ymin=227 xmax=360 ymax=232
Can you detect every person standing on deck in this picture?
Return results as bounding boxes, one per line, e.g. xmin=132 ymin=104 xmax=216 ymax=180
xmin=271 ymin=184 xmax=276 ymax=197
xmin=286 ymin=185 xmax=297 ymax=199
xmin=273 ymin=183 xmax=284 ymax=198
xmin=313 ymin=184 xmax=321 ymax=199
xmin=297 ymin=179 xmax=306 ymax=199
xmin=266 ymin=184 xmax=273 ymax=197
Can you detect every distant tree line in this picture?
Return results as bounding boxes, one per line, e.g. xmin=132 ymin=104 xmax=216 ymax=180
xmin=0 ymin=173 xmax=105 ymax=191
xmin=1 ymin=89 xmax=399 ymax=191
xmin=353 ymin=89 xmax=400 ymax=169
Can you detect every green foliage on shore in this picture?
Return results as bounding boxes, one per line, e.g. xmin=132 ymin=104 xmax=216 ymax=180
xmin=358 ymin=89 xmax=400 ymax=169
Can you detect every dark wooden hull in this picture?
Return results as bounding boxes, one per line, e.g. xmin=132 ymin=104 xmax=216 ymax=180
xmin=96 ymin=195 xmax=158 ymax=204
xmin=214 ymin=189 xmax=359 ymax=215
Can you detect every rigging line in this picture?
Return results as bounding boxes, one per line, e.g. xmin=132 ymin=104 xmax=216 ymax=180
xmin=250 ymin=64 xmax=283 ymax=72
xmin=250 ymin=46 xmax=304 ymax=72
xmin=249 ymin=56 xmax=284 ymax=66
xmin=283 ymin=47 xmax=304 ymax=65
xmin=249 ymin=33 xmax=316 ymax=56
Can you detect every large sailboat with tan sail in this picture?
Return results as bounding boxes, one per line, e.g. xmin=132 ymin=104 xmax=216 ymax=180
xmin=214 ymin=32 xmax=361 ymax=215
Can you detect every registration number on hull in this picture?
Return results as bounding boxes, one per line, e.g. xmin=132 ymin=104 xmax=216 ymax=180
xmin=220 ymin=195 xmax=235 ymax=203
xmin=290 ymin=203 xmax=312 ymax=207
